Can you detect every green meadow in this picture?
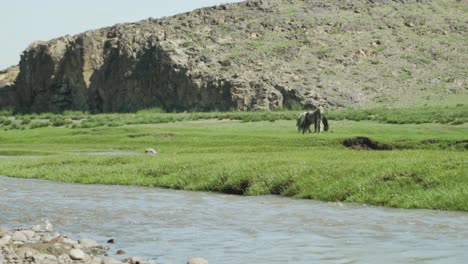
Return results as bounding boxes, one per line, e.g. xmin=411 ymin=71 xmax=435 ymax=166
xmin=0 ymin=105 xmax=467 ymax=211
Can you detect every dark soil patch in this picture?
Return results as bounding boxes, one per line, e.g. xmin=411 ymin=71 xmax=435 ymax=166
xmin=342 ymin=136 xmax=393 ymax=150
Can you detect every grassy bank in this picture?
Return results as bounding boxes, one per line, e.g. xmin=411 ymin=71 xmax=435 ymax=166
xmin=0 ymin=107 xmax=467 ymax=211
xmin=1 ymin=104 xmax=467 ymax=130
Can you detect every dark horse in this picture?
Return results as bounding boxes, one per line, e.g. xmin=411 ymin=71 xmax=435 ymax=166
xmin=296 ymin=107 xmax=329 ymax=134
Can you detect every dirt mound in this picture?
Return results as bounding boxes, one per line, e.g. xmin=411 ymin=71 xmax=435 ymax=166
xmin=342 ymin=137 xmax=393 ymax=150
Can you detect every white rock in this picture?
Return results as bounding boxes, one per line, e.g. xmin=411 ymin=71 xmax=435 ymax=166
xmin=11 ymin=231 xmax=28 ymax=242
xmin=89 ymin=256 xmax=104 ymax=264
xmin=187 ymin=257 xmax=209 ymax=264
xmin=72 ymin=244 xmax=83 ymax=249
xmin=69 ymin=248 xmax=87 ymax=260
xmin=102 ymin=257 xmax=124 ymax=264
xmin=127 ymin=256 xmax=156 ymax=264
xmin=58 ymin=254 xmax=72 ymax=263
xmin=0 ymin=235 xmax=11 ymax=246
xmin=63 ymin=237 xmax=78 ymax=245
xmin=145 ymin=148 xmax=158 ymax=155
xmin=15 ymin=246 xmax=39 ymax=258
xmin=32 ymin=253 xmax=58 ymax=262
xmin=79 ymin=238 xmax=99 ymax=248
xmin=21 ymin=230 xmax=35 ymax=240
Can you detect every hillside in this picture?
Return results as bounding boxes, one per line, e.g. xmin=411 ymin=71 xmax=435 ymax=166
xmin=2 ymin=0 xmax=468 ymax=112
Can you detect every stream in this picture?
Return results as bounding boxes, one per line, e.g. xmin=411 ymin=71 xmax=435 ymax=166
xmin=1 ymin=176 xmax=467 ymax=263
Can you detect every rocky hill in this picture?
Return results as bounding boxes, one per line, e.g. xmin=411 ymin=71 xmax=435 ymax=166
xmin=2 ymin=0 xmax=467 ymax=112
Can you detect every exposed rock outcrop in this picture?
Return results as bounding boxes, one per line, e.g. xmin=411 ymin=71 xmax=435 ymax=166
xmin=5 ymin=0 xmax=468 ymax=112
xmin=0 ymin=65 xmax=19 ymax=109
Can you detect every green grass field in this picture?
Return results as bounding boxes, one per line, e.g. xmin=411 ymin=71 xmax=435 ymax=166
xmin=0 ymin=106 xmax=467 ymax=211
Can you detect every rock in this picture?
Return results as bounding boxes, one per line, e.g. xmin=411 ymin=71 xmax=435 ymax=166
xmin=0 ymin=235 xmax=11 ymax=246
xmin=69 ymin=248 xmax=87 ymax=260
xmin=11 ymin=231 xmax=28 ymax=242
xmin=102 ymin=257 xmax=124 ymax=264
xmin=21 ymin=230 xmax=35 ymax=241
xmin=116 ymin=249 xmax=126 ymax=255
xmin=63 ymin=237 xmax=79 ymax=245
xmin=49 ymin=235 xmax=64 ymax=243
xmin=127 ymin=256 xmax=156 ymax=264
xmin=79 ymin=238 xmax=99 ymax=248
xmin=107 ymin=238 xmax=116 ymax=244
xmin=32 ymin=253 xmax=58 ymax=262
xmin=58 ymin=254 xmax=72 ymax=262
xmin=187 ymin=257 xmax=209 ymax=264
xmin=145 ymin=148 xmax=158 ymax=155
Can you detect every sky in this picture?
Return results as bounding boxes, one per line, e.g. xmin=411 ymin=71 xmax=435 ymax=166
xmin=0 ymin=0 xmax=244 ymax=69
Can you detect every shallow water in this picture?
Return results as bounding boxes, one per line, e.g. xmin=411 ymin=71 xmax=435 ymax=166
xmin=1 ymin=176 xmax=467 ymax=264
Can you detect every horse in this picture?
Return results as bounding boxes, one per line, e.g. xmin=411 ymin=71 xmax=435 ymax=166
xmin=297 ymin=107 xmax=329 ymax=134
xmin=296 ymin=111 xmax=308 ymax=132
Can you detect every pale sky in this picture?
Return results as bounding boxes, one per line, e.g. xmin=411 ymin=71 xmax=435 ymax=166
xmin=0 ymin=0 xmax=244 ymax=69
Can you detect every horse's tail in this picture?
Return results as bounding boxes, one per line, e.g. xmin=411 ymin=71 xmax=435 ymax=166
xmin=322 ymin=115 xmax=329 ymax=131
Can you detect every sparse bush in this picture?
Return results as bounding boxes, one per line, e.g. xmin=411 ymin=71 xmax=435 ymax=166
xmin=2 ymin=119 xmax=12 ymax=126
xmin=21 ymin=118 xmax=32 ymax=125
xmin=30 ymin=121 xmax=50 ymax=129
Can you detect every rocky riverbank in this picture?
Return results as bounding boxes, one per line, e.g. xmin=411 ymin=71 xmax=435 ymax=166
xmin=0 ymin=222 xmax=156 ymax=264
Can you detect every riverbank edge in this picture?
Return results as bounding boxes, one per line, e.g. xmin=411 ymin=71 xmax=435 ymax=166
xmin=0 ymin=223 xmax=158 ymax=264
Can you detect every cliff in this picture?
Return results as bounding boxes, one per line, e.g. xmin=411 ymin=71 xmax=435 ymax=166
xmin=0 ymin=65 xmax=19 ymax=109
xmin=6 ymin=0 xmax=468 ymax=112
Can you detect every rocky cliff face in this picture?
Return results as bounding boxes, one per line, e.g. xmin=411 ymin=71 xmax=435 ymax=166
xmin=8 ymin=0 xmax=468 ymax=112
xmin=0 ymin=65 xmax=19 ymax=109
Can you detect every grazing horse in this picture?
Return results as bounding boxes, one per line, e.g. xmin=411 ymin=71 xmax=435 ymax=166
xmin=296 ymin=111 xmax=308 ymax=132
xmin=297 ymin=107 xmax=329 ymax=134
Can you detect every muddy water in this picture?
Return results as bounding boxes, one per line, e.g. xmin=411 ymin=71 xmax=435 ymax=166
xmin=1 ymin=176 xmax=467 ymax=264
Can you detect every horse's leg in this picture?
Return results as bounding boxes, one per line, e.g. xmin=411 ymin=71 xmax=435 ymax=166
xmin=313 ymin=113 xmax=319 ymax=133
